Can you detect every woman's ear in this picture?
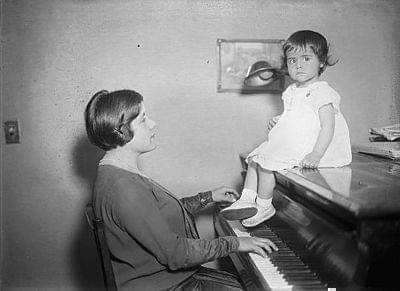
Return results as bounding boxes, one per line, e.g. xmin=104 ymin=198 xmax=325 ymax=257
xmin=120 ymin=124 xmax=134 ymax=142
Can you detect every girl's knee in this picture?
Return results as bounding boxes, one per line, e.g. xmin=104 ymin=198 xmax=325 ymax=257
xmin=257 ymin=164 xmax=274 ymax=175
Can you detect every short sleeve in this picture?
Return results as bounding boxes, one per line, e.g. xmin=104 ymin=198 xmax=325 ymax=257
xmin=310 ymin=83 xmax=341 ymax=114
xmin=281 ymin=84 xmax=295 ymax=112
xmin=281 ymin=84 xmax=294 ymax=101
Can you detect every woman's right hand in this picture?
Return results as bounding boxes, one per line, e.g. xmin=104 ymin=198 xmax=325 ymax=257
xmin=237 ymin=236 xmax=278 ymax=258
xmin=267 ymin=115 xmax=281 ymax=131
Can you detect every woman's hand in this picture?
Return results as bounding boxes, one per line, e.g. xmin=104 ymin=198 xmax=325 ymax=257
xmin=300 ymin=152 xmax=322 ymax=168
xmin=267 ymin=115 xmax=281 ymax=131
xmin=237 ymin=236 xmax=278 ymax=257
xmin=211 ymin=186 xmax=239 ymax=204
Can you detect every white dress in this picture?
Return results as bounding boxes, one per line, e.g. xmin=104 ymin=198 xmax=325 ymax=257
xmin=247 ymin=81 xmax=352 ymax=171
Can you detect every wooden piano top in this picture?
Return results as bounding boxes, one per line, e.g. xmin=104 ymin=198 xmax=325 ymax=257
xmin=274 ymin=152 xmax=400 ymax=220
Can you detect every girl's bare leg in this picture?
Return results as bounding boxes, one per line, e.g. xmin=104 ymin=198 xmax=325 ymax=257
xmin=242 ymin=165 xmax=276 ymax=227
xmin=257 ymin=166 xmax=275 ymax=200
xmin=243 ymin=161 xmax=258 ymax=193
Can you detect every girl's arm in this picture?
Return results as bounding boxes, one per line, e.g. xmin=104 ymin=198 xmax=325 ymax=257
xmin=300 ymin=104 xmax=335 ymax=168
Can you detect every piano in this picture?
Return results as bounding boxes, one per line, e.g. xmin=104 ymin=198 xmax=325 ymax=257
xmin=214 ymin=152 xmax=400 ymax=290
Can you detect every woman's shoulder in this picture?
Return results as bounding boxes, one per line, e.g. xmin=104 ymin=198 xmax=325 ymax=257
xmin=93 ymin=166 xmax=160 ymax=227
xmin=97 ymin=165 xmax=152 ymax=197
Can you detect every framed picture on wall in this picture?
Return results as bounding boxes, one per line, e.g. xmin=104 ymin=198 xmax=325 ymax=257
xmin=217 ymin=39 xmax=286 ymax=93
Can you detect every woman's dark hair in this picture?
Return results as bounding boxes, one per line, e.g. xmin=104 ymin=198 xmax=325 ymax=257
xmin=85 ymin=89 xmax=143 ymax=151
xmin=283 ymin=30 xmax=338 ymax=75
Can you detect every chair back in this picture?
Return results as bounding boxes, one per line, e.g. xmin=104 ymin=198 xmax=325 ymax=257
xmin=85 ymin=203 xmax=118 ymax=291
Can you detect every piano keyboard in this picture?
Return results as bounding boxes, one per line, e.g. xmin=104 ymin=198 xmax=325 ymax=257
xmin=228 ymin=219 xmax=332 ymax=290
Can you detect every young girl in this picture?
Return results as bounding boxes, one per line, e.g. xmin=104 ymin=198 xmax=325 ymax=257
xmin=221 ymin=30 xmax=352 ymax=227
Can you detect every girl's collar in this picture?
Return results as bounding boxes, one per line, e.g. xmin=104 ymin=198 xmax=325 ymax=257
xmin=292 ymin=80 xmax=327 ymax=90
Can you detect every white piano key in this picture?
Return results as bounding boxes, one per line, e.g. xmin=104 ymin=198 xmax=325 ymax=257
xmin=246 ymin=254 xmax=288 ymax=285
xmin=250 ymin=253 xmax=290 ymax=285
xmin=227 ymin=221 xmax=293 ymax=290
xmin=229 ymin=220 xmax=251 ymax=237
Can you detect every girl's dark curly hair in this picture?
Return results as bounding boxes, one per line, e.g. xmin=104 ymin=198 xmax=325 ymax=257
xmin=283 ymin=30 xmax=338 ymax=75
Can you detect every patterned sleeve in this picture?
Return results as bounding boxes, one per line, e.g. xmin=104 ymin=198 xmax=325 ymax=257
xmin=310 ymin=83 xmax=340 ymax=114
xmin=180 ymin=191 xmax=213 ymax=214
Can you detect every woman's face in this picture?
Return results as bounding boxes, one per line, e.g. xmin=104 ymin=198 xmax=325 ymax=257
xmin=128 ymin=103 xmax=157 ymax=154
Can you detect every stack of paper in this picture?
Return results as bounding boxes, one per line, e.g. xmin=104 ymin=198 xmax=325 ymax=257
xmin=353 ymin=142 xmax=400 ymax=160
xmin=369 ymin=124 xmax=400 ymax=142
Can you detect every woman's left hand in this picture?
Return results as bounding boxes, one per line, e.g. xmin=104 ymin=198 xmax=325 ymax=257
xmin=211 ymin=186 xmax=239 ymax=204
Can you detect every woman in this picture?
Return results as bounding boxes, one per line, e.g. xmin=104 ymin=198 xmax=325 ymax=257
xmin=85 ymin=89 xmax=277 ymax=290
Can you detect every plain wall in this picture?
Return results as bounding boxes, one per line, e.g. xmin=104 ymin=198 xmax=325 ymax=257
xmin=1 ymin=0 xmax=399 ymax=289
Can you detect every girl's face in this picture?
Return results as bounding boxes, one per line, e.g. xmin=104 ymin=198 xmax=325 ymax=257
xmin=128 ymin=103 xmax=157 ymax=154
xmin=286 ymin=45 xmax=323 ymax=88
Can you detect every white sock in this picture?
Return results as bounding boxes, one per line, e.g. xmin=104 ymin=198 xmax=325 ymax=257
xmin=256 ymin=197 xmax=272 ymax=208
xmin=240 ymin=188 xmax=257 ymax=202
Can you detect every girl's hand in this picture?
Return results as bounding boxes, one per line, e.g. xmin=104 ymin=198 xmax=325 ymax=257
xmin=237 ymin=236 xmax=278 ymax=257
xmin=300 ymin=152 xmax=322 ymax=168
xmin=211 ymin=186 xmax=239 ymax=204
xmin=267 ymin=115 xmax=281 ymax=131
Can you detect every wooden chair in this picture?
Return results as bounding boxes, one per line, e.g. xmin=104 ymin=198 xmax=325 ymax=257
xmin=85 ymin=203 xmax=118 ymax=291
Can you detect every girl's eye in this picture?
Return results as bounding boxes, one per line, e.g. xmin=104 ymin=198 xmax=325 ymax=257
xmin=288 ymin=59 xmax=296 ymax=65
xmin=303 ymin=56 xmax=311 ymax=62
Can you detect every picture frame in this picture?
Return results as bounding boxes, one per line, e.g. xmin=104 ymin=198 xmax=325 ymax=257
xmin=217 ymin=39 xmax=286 ymax=93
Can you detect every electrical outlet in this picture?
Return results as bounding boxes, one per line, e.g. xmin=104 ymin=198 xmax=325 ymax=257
xmin=4 ymin=120 xmax=21 ymax=144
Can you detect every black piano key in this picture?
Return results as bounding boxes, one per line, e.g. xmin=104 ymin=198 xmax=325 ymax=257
xmin=278 ymin=265 xmax=310 ymax=270
xmin=272 ymin=250 xmax=293 ymax=253
xmin=268 ymin=253 xmax=300 ymax=259
xmin=273 ymin=262 xmax=306 ymax=267
xmin=292 ymin=285 xmax=328 ymax=291
xmin=270 ymin=257 xmax=303 ymax=262
xmin=286 ymin=279 xmax=325 ymax=286
xmin=282 ymin=268 xmax=316 ymax=274
xmin=284 ymin=275 xmax=320 ymax=282
xmin=269 ymin=252 xmax=297 ymax=257
xmin=283 ymin=273 xmax=319 ymax=280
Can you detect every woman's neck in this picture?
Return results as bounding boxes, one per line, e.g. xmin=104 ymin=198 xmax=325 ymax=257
xmin=102 ymin=147 xmax=140 ymax=170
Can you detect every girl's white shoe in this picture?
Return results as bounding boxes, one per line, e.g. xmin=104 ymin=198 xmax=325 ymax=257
xmin=241 ymin=204 xmax=276 ymax=228
xmin=220 ymin=198 xmax=257 ymax=221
